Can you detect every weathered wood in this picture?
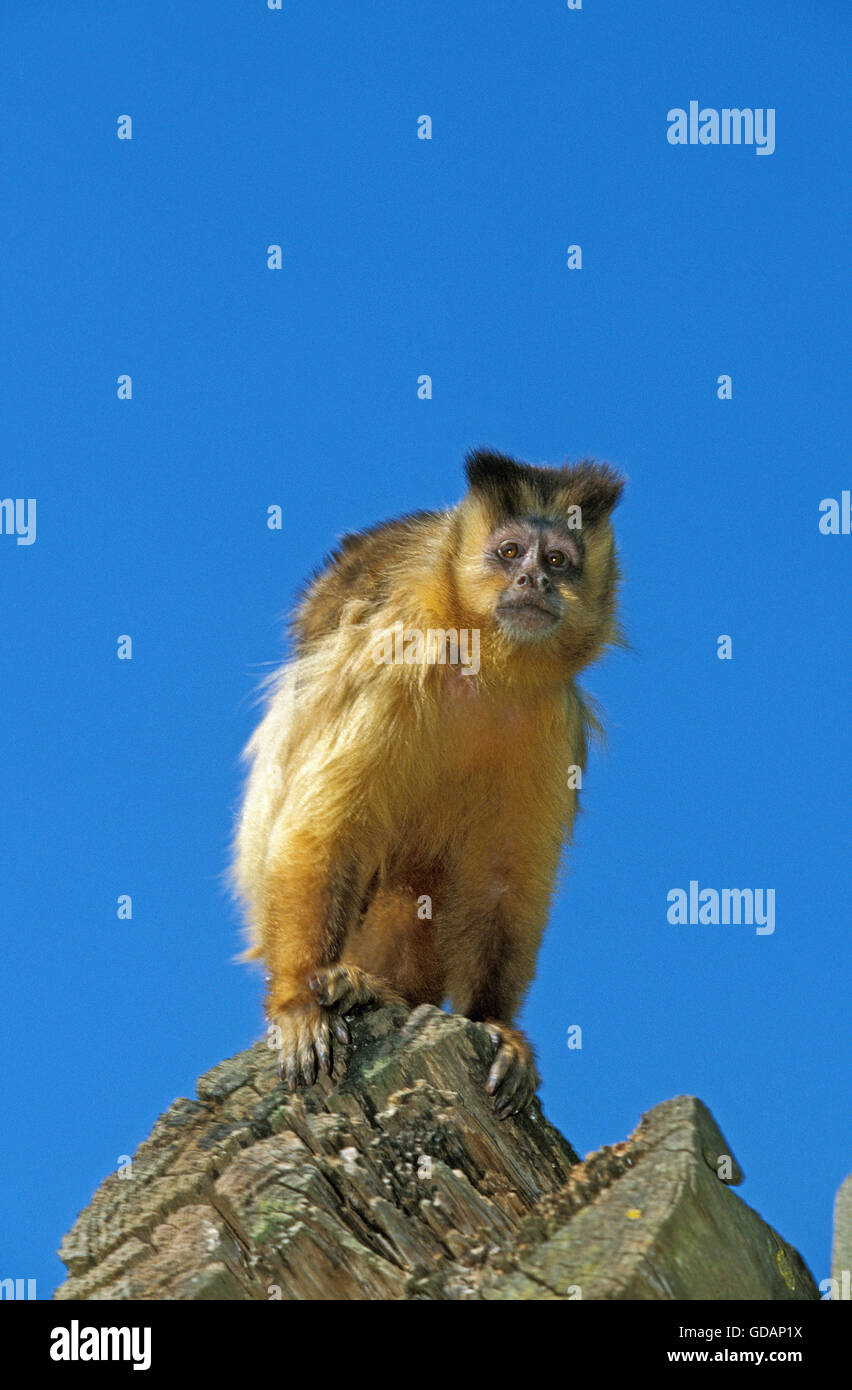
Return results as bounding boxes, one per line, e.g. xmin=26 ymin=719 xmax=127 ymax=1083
xmin=55 ymin=1004 xmax=819 ymax=1301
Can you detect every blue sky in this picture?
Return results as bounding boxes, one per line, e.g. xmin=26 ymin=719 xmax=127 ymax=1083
xmin=1 ymin=1 xmax=848 ymax=1296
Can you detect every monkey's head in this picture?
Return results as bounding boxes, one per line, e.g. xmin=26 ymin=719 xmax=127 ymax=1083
xmin=455 ymin=449 xmax=624 ymax=674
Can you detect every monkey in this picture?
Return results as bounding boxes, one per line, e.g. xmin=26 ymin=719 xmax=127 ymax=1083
xmin=232 ymin=448 xmax=623 ymax=1118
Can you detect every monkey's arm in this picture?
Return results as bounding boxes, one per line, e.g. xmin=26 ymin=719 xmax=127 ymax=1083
xmin=257 ymin=792 xmax=386 ymax=1088
xmin=261 ymin=829 xmax=367 ymax=1013
xmin=237 ymin=654 xmax=408 ymax=1087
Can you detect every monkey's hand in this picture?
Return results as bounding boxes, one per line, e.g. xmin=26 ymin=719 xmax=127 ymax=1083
xmin=270 ymin=1000 xmax=350 ymax=1092
xmin=272 ymin=968 xmax=408 ymax=1093
xmin=307 ymin=962 xmax=408 ymax=1014
xmin=483 ymin=1022 xmax=540 ymax=1120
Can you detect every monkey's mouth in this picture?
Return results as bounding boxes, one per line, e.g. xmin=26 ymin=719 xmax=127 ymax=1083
xmin=496 ymin=600 xmax=561 ymax=629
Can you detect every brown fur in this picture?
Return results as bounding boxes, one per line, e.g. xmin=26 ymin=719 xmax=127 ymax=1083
xmin=233 ymin=448 xmax=624 ymax=1109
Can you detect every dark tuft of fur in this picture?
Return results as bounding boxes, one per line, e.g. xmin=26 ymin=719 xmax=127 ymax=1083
xmin=291 ymin=510 xmax=440 ymax=649
xmin=464 ymin=447 xmax=624 ymax=528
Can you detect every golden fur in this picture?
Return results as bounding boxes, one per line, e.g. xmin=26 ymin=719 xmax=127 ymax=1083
xmin=232 ymin=449 xmax=623 ymax=1109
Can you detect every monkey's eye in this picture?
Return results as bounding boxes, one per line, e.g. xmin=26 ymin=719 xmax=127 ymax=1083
xmin=546 ymin=550 xmax=568 ymax=568
xmin=498 ymin=542 xmax=521 ymax=560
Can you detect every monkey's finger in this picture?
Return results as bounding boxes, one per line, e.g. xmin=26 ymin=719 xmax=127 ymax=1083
xmin=494 ymin=1064 xmax=525 ymax=1112
xmin=332 ymin=1014 xmax=351 ymax=1046
xmin=486 ymin=1026 xmax=503 ymax=1054
xmin=486 ymin=1046 xmax=515 ymax=1095
xmin=298 ymin=1038 xmax=317 ymax=1087
xmin=315 ymin=1020 xmax=332 ymax=1076
xmin=496 ymin=1069 xmax=532 ymax=1119
xmin=494 ymin=1055 xmax=528 ymax=1109
xmin=281 ymin=1047 xmax=300 ymax=1093
xmin=313 ymin=1011 xmax=332 ymax=1077
xmin=297 ymin=1013 xmax=324 ymax=1087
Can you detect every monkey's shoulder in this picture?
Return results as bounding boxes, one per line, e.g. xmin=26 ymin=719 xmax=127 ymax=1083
xmin=292 ymin=509 xmax=446 ymax=647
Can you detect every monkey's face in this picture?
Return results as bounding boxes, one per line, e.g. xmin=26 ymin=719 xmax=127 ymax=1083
xmin=455 ymin=503 xmax=619 ymax=672
xmin=486 ymin=520 xmax=580 ymax=643
xmin=452 ymin=452 xmax=623 ymax=673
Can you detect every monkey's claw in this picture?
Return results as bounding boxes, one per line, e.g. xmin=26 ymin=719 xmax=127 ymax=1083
xmin=271 ymin=1001 xmax=342 ymax=1092
xmin=483 ymin=1022 xmax=539 ymax=1120
xmin=307 ymin=963 xmax=406 ymax=1014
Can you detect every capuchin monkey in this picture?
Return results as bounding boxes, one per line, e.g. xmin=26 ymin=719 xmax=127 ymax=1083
xmin=233 ymin=448 xmax=624 ymax=1118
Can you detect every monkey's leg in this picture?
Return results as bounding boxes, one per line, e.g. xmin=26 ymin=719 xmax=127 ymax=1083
xmin=445 ymin=852 xmax=554 ymax=1118
xmin=338 ymin=882 xmax=446 ymax=1008
xmin=307 ymin=962 xmax=408 ymax=1013
xmin=448 ymin=945 xmax=542 ymax=1119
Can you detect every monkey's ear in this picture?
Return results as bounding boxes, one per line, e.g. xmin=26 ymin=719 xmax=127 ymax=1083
xmin=567 ymin=461 xmax=625 ymax=528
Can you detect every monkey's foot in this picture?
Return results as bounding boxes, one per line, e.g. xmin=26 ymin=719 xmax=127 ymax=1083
xmin=482 ymin=1022 xmax=540 ymax=1120
xmin=307 ymin=963 xmax=408 ymax=1014
xmin=269 ymin=1000 xmax=350 ymax=1092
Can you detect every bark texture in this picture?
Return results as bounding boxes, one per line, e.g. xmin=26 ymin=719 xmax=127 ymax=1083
xmin=55 ymin=1004 xmax=819 ymax=1300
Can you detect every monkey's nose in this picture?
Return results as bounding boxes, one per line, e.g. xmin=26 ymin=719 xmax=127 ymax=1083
xmin=516 ymin=572 xmax=550 ymax=591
